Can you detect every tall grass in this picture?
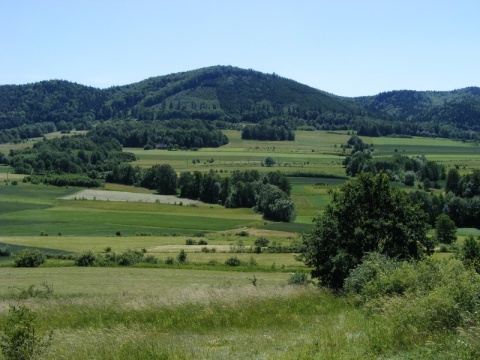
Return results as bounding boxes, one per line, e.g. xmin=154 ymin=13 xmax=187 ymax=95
xmin=2 ymin=280 xmax=477 ymax=359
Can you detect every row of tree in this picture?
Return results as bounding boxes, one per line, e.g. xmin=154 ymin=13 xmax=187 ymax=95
xmin=241 ymin=122 xmax=295 ymax=141
xmin=445 ymin=168 xmax=480 ymax=198
xmin=4 ymin=134 xmax=136 ymax=177
xmin=342 ymin=137 xmax=446 ymax=185
xmin=106 ymin=166 xmax=296 ymax=222
xmin=89 ymin=120 xmax=229 ymax=150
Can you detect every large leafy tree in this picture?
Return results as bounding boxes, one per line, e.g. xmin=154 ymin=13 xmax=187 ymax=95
xmin=434 ymin=214 xmax=457 ymax=244
xmin=300 ymin=172 xmax=429 ymax=289
xmin=141 ymin=164 xmax=177 ymax=195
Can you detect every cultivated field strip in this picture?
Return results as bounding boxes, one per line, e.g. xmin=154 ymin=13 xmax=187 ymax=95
xmin=60 ymin=189 xmax=201 ymax=205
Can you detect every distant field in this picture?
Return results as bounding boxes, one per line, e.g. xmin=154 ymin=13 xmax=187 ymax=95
xmin=61 ymin=189 xmax=201 ymax=205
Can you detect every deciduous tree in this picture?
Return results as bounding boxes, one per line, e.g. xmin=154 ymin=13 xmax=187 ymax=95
xmin=300 ymin=172 xmax=429 ymax=289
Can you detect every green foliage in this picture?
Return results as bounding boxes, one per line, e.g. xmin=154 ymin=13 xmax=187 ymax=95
xmin=345 ymin=255 xmax=480 ymax=339
xmin=91 ymin=119 xmax=228 ymax=150
xmin=301 ymin=172 xmax=429 ymax=289
xmin=177 ymin=249 xmax=187 ymax=263
xmin=75 ymin=251 xmax=97 ymax=266
xmin=25 ymin=174 xmax=102 ymax=188
xmin=10 ymin=134 xmax=133 ymax=177
xmin=254 ymin=236 xmax=270 ymax=248
xmin=0 ymin=245 xmax=11 ymax=257
xmin=14 ymin=283 xmax=54 ymax=300
xmin=254 ymin=184 xmax=296 ymax=222
xmin=13 ymin=249 xmax=46 ymax=268
xmin=117 ymin=249 xmax=144 ymax=266
xmin=1 ymin=68 xmax=479 ymax=144
xmin=141 ymin=164 xmax=177 ymax=195
xmin=434 ymin=214 xmax=457 ymax=244
xmin=224 ymin=257 xmax=242 ymax=267
xmin=264 ymin=156 xmax=276 ymax=167
xmin=462 ymin=235 xmax=480 ymax=272
xmin=287 ymin=271 xmax=310 ymax=285
xmin=242 ymin=122 xmax=294 ymax=141
xmin=0 ymin=305 xmax=52 ymax=360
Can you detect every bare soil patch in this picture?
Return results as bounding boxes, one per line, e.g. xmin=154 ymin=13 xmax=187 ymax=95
xmin=60 ymin=189 xmax=201 ymax=206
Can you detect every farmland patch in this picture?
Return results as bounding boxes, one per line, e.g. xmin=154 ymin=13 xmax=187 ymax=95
xmin=61 ymin=189 xmax=201 ymax=206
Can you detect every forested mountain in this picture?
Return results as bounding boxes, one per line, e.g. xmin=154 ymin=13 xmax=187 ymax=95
xmin=352 ymin=87 xmax=480 ymax=134
xmin=0 ymin=65 xmax=479 ymax=141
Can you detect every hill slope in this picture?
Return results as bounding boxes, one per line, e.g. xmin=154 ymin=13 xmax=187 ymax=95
xmin=0 ymin=66 xmax=479 ymax=139
xmin=352 ymin=87 xmax=480 ymax=131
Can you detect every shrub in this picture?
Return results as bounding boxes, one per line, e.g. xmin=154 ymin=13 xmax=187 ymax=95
xmin=0 ymin=305 xmax=52 ymax=360
xmin=0 ymin=245 xmax=11 ymax=257
xmin=144 ymin=255 xmax=159 ymax=264
xmin=75 ymin=251 xmax=97 ymax=267
xmin=225 ymin=257 xmax=242 ymax=266
xmin=198 ymin=239 xmax=208 ymax=245
xmin=117 ymin=249 xmax=144 ymax=266
xmin=254 ymin=236 xmax=270 ymax=247
xmin=288 ymin=271 xmax=310 ymax=285
xmin=165 ymin=257 xmax=175 ymax=265
xmin=185 ymin=239 xmax=197 ymax=245
xmin=15 ymin=283 xmax=54 ymax=300
xmin=13 ymin=249 xmax=46 ymax=268
xmin=177 ymin=249 xmax=187 ymax=263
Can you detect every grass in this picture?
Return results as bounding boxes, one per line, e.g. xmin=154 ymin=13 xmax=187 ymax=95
xmin=1 ymin=130 xmax=480 ymax=358
xmin=0 ymin=282 xmax=472 ymax=359
xmin=0 ymin=267 xmax=291 ymax=298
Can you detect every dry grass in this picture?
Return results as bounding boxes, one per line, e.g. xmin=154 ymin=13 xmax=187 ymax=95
xmin=60 ymin=189 xmax=201 ymax=205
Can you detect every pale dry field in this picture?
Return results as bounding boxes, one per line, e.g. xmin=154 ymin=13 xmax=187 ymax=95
xmin=60 ymin=189 xmax=201 ymax=205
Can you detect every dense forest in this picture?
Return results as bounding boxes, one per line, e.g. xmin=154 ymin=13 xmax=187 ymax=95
xmin=1 ymin=66 xmax=479 ymax=142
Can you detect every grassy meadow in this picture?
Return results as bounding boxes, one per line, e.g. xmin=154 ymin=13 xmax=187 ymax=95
xmin=1 ymin=130 xmax=480 ymax=358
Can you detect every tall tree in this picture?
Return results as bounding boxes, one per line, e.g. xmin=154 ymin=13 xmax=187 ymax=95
xmin=300 ymin=172 xmax=429 ymax=289
xmin=434 ymin=214 xmax=457 ymax=244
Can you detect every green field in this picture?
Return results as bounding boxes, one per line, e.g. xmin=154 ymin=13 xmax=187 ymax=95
xmin=1 ymin=130 xmax=480 ymax=358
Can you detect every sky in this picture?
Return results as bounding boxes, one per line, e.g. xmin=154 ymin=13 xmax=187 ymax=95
xmin=1 ymin=0 xmax=479 ymax=97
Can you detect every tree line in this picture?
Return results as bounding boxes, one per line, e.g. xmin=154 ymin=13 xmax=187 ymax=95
xmin=342 ymin=136 xmax=446 ymax=187
xmin=107 ymin=166 xmax=296 ymax=222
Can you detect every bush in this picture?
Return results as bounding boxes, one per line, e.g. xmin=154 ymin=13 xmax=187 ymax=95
xmin=117 ymin=249 xmax=144 ymax=266
xmin=235 ymin=230 xmax=249 ymax=237
xmin=225 ymin=257 xmax=242 ymax=267
xmin=345 ymin=254 xmax=480 ymax=333
xmin=144 ymin=255 xmax=159 ymax=264
xmin=254 ymin=236 xmax=270 ymax=247
xmin=0 ymin=245 xmax=11 ymax=257
xmin=287 ymin=271 xmax=310 ymax=285
xmin=185 ymin=239 xmax=197 ymax=245
xmin=13 ymin=249 xmax=46 ymax=268
xmin=75 ymin=251 xmax=97 ymax=266
xmin=198 ymin=239 xmax=208 ymax=245
xmin=15 ymin=283 xmax=54 ymax=299
xmin=165 ymin=257 xmax=175 ymax=265
xmin=177 ymin=249 xmax=187 ymax=263
xmin=0 ymin=305 xmax=52 ymax=360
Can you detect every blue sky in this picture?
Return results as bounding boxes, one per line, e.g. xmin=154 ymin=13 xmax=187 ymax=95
xmin=1 ymin=0 xmax=479 ymax=96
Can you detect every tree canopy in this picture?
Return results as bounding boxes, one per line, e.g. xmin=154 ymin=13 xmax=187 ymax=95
xmin=300 ymin=172 xmax=430 ymax=289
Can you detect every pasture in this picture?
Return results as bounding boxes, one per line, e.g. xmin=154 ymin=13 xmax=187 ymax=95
xmin=0 ymin=130 xmax=480 ymax=359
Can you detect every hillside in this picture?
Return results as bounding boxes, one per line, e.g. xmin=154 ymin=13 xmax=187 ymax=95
xmin=352 ymin=87 xmax=480 ymax=132
xmin=0 ymin=65 xmax=479 ymax=140
xmin=0 ymin=66 xmax=363 ymax=130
